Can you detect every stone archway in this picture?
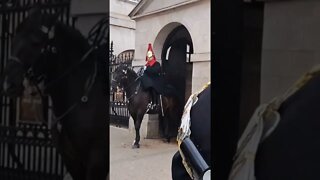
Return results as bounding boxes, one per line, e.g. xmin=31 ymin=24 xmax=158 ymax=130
xmin=136 ymin=23 xmax=194 ymax=139
xmin=156 ymin=24 xmax=193 ymax=104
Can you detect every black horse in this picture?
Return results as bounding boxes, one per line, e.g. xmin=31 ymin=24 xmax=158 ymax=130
xmin=112 ymin=64 xmax=183 ymax=148
xmin=1 ymin=8 xmax=108 ymax=180
xmin=171 ymin=84 xmax=211 ymax=180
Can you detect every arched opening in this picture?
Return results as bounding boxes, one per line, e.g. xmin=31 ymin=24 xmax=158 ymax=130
xmin=161 ymin=25 xmax=193 ymax=104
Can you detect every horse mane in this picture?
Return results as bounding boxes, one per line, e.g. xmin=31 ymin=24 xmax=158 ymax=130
xmin=54 ymin=22 xmax=90 ymax=54
xmin=127 ymin=67 xmax=138 ymax=79
xmin=54 ymin=22 xmax=108 ymax=86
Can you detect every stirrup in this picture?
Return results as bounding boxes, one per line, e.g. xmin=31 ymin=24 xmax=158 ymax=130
xmin=152 ymin=103 xmax=157 ymax=108
xmin=146 ymin=102 xmax=153 ymax=113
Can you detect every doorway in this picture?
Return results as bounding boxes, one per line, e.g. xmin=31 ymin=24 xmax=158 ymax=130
xmin=161 ymin=25 xmax=193 ymax=104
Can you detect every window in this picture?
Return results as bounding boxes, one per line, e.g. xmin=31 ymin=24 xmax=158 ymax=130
xmin=118 ymin=0 xmax=140 ymax=4
xmin=186 ymin=44 xmax=191 ymax=63
xmin=165 ymin=46 xmax=171 ymax=61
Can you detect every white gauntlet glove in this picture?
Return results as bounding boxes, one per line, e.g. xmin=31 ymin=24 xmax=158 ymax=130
xmin=144 ymin=65 xmax=147 ymax=70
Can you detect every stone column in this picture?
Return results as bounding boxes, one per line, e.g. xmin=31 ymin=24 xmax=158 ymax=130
xmin=190 ymin=52 xmax=211 ymax=94
xmin=70 ymin=0 xmax=108 ymax=37
xmin=260 ymin=0 xmax=320 ymax=103
xmin=128 ymin=114 xmax=160 ymax=139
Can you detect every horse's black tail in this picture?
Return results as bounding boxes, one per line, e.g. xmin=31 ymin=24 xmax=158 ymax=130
xmin=158 ymin=113 xmax=165 ymax=137
xmin=163 ymin=84 xmax=179 ymax=98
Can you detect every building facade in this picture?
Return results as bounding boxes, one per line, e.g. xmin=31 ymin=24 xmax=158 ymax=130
xmin=110 ymin=0 xmax=138 ymax=54
xmin=128 ymin=0 xmax=211 ymax=138
xmin=259 ymin=0 xmax=320 ymax=103
xmin=129 ymin=0 xmax=211 ymax=94
xmin=70 ymin=0 xmax=108 ymax=36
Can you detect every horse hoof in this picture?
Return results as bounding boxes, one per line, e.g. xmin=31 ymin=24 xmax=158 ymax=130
xmin=162 ymin=138 xmax=170 ymax=143
xmin=132 ymin=144 xmax=140 ymax=149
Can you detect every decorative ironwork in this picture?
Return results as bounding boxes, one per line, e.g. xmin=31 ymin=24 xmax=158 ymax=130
xmin=109 ymin=41 xmax=134 ymax=128
xmin=0 ymin=1 xmax=74 ymax=179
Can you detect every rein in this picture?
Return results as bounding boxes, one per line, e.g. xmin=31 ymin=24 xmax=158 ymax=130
xmin=124 ymin=76 xmax=141 ymax=100
xmin=53 ymin=60 xmax=98 ymax=122
xmin=43 ymin=46 xmax=95 ymax=91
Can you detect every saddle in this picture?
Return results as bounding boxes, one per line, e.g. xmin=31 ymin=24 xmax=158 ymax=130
xmin=134 ymin=79 xmax=162 ymax=114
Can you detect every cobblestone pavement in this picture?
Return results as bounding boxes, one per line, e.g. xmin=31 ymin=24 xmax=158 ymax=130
xmin=110 ymin=126 xmax=178 ymax=180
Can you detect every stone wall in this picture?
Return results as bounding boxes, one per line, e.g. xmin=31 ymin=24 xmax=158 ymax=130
xmin=110 ymin=0 xmax=137 ymax=54
xmin=261 ymin=1 xmax=320 ymax=102
xmin=129 ymin=0 xmax=210 ymax=138
xmin=70 ymin=0 xmax=108 ymax=37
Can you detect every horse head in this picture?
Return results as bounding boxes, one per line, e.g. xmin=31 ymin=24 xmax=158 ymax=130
xmin=2 ymin=6 xmax=60 ymax=97
xmin=112 ymin=64 xmax=136 ymax=90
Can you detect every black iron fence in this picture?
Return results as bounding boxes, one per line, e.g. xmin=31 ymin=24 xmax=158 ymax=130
xmin=109 ymin=41 xmax=133 ymax=128
xmin=0 ymin=0 xmax=74 ymax=179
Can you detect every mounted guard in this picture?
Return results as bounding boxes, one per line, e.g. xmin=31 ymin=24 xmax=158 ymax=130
xmin=140 ymin=43 xmax=164 ymax=111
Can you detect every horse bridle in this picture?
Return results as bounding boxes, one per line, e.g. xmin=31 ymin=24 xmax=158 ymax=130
xmin=9 ymin=24 xmax=98 ymax=123
xmin=38 ymin=24 xmax=98 ymax=122
xmin=8 ymin=24 xmax=57 ymax=76
xmin=112 ymin=69 xmax=141 ymax=101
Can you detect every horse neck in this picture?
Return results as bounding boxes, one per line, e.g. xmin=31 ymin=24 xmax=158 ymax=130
xmin=47 ymin=23 xmax=93 ymax=114
xmin=54 ymin=23 xmax=91 ymax=65
xmin=123 ymin=71 xmax=139 ymax=98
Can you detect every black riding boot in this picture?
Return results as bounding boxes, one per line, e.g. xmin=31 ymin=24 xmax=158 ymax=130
xmin=152 ymin=89 xmax=158 ymax=106
xmin=148 ymin=89 xmax=154 ymax=108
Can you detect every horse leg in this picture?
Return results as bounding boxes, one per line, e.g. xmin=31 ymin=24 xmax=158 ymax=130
xmin=166 ymin=110 xmax=181 ymax=142
xmin=160 ymin=114 xmax=170 ymax=143
xmin=132 ymin=113 xmax=143 ymax=149
xmin=158 ymin=114 xmax=165 ymax=138
xmin=52 ymin=127 xmax=85 ymax=180
xmin=85 ymin=145 xmax=108 ymax=180
xmin=162 ymin=112 xmax=171 ymax=143
xmin=61 ymin=153 xmax=85 ymax=180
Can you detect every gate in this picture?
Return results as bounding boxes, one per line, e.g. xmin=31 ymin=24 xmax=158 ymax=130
xmin=0 ymin=1 xmax=74 ymax=179
xmin=109 ymin=42 xmax=133 ymax=128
